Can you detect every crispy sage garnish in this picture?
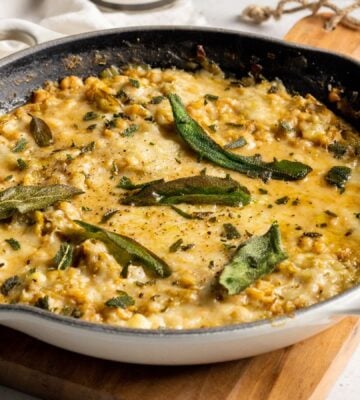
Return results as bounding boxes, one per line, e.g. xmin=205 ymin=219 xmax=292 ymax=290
xmin=219 ymin=223 xmax=287 ymax=295
xmin=167 ymin=94 xmax=312 ymax=181
xmin=74 ymin=220 xmax=171 ymax=278
xmin=117 ymin=176 xmax=164 ymax=190
xmin=0 ymin=275 xmax=21 ymax=296
xmin=105 ymin=291 xmax=135 ymax=308
xmin=121 ymin=175 xmax=251 ymax=206
xmin=29 ymin=115 xmax=54 ymax=147
xmin=0 ymin=184 xmax=83 ymax=220
xmin=325 ymin=166 xmax=352 ymax=193
xmin=53 ymin=243 xmax=74 ymax=270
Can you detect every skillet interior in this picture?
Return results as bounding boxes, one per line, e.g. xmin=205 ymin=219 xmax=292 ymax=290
xmin=0 ymin=26 xmax=359 ymax=335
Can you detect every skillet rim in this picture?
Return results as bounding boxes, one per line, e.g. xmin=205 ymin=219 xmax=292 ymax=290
xmin=0 ymin=25 xmax=359 ymax=337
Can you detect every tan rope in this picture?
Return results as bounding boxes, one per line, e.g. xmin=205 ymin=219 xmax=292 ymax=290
xmin=242 ymin=0 xmax=360 ymax=31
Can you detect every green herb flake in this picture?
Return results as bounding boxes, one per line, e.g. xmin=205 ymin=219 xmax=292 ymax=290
xmin=5 ymin=238 xmax=21 ymax=250
xmin=150 ymin=95 xmax=165 ymax=104
xmin=74 ymin=220 xmax=171 ymax=278
xmin=226 ymin=123 xmax=244 ymax=128
xmin=4 ymin=175 xmax=13 ymax=181
xmin=83 ymin=111 xmax=99 ymax=121
xmin=116 ymin=89 xmax=131 ymax=104
xmin=328 ymin=142 xmax=348 ymax=159
xmin=325 ymin=210 xmax=338 ymax=218
xmin=12 ymin=138 xmax=28 ymax=153
xmin=1 ymin=275 xmax=21 ymax=296
xmin=325 ymin=166 xmax=351 ymax=193
xmin=117 ymin=176 xmax=164 ymax=190
xmin=167 ymin=94 xmax=312 ymax=181
xmin=29 ymin=115 xmax=54 ymax=147
xmin=105 ymin=291 xmax=135 ymax=309
xmin=79 ymin=141 xmax=95 ymax=154
xmin=258 ymin=188 xmax=268 ymax=195
xmin=208 ymin=124 xmax=217 ymax=132
xmin=355 ymin=213 xmax=360 ymax=219
xmin=16 ymin=158 xmax=28 ymax=171
xmin=169 ymin=238 xmax=183 ymax=253
xmin=219 ymin=223 xmax=287 ymax=295
xmin=100 ymin=209 xmax=118 ymax=223
xmin=302 ymin=232 xmax=322 ymax=238
xmin=34 ymin=295 xmax=50 ymax=310
xmin=99 ymin=65 xmax=119 ymax=79
xmin=275 ymin=196 xmax=289 ymax=205
xmin=222 ymin=223 xmax=241 ymax=240
xmin=53 ymin=243 xmax=74 ymax=270
xmin=129 ymin=78 xmax=140 ymax=88
xmin=121 ymin=124 xmax=138 ymax=137
xmin=204 ymin=94 xmax=219 ymax=104
xmin=224 ymin=137 xmax=247 ymax=150
xmin=86 ymin=124 xmax=97 ymax=131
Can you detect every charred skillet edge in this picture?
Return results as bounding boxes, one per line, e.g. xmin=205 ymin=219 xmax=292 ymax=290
xmin=0 ymin=26 xmax=359 ymax=129
xmin=0 ymin=26 xmax=359 ymax=335
xmin=0 ymin=283 xmax=359 ymax=337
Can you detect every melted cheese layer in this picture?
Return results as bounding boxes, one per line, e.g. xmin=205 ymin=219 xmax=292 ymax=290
xmin=0 ymin=67 xmax=359 ymax=329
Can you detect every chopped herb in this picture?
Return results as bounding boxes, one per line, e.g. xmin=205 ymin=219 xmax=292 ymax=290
xmin=355 ymin=213 xmax=360 ymax=219
xmin=219 ymin=223 xmax=287 ymax=295
xmin=34 ymin=295 xmax=50 ymax=310
xmin=16 ymin=158 xmax=28 ymax=170
xmin=74 ymin=220 xmax=171 ymax=278
xmin=325 ymin=210 xmax=338 ymax=218
xmin=121 ymin=124 xmax=138 ymax=137
xmin=328 ymin=142 xmax=348 ymax=159
xmin=181 ymin=243 xmax=195 ymax=251
xmin=208 ymin=124 xmax=217 ymax=132
xmin=117 ymin=176 xmax=164 ymax=190
xmin=150 ymin=95 xmax=165 ymax=104
xmin=81 ymin=206 xmax=92 ymax=212
xmin=258 ymin=188 xmax=268 ymax=194
xmin=5 ymin=238 xmax=21 ymax=250
xmin=275 ymin=196 xmax=289 ymax=205
xmin=53 ymin=243 xmax=74 ymax=270
xmin=1 ymin=275 xmax=21 ymax=296
xmin=79 ymin=141 xmax=95 ymax=154
xmin=345 ymin=230 xmax=353 ymax=237
xmin=12 ymin=138 xmax=28 ymax=153
xmin=121 ymin=175 xmax=251 ymax=207
xmin=302 ymin=232 xmax=322 ymax=238
xmin=292 ymin=198 xmax=300 ymax=206
xmin=129 ymin=78 xmax=140 ymax=88
xmin=83 ymin=111 xmax=99 ymax=121
xmin=167 ymin=94 xmax=312 ymax=181
xmin=66 ymin=154 xmax=74 ymax=161
xmin=224 ymin=137 xmax=247 ymax=150
xmin=222 ymin=223 xmax=241 ymax=240
xmin=169 ymin=238 xmax=183 ymax=253
xmin=278 ymin=120 xmax=293 ymax=133
xmin=226 ymin=123 xmax=244 ymax=128
xmin=111 ymin=161 xmax=119 ymax=176
xmin=104 ymin=119 xmax=116 ymax=129
xmin=4 ymin=175 xmax=13 ymax=181
xmin=29 ymin=115 xmax=53 ymax=147
xmin=170 ymin=205 xmax=210 ymax=220
xmin=86 ymin=124 xmax=97 ymax=131
xmin=268 ymin=85 xmax=279 ymax=94
xmin=204 ymin=94 xmax=219 ymax=104
xmin=100 ymin=209 xmax=118 ymax=223
xmin=105 ymin=291 xmax=135 ymax=308
xmin=99 ymin=65 xmax=119 ymax=78
xmin=325 ymin=166 xmax=351 ymax=193
xmin=116 ymin=89 xmax=131 ymax=104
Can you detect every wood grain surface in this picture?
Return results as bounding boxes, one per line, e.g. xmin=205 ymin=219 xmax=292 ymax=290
xmin=0 ymin=13 xmax=360 ymax=400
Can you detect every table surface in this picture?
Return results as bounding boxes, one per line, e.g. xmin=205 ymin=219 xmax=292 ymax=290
xmin=0 ymin=1 xmax=359 ymax=399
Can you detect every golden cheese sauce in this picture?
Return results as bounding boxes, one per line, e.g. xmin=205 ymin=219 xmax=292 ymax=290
xmin=0 ymin=66 xmax=359 ymax=329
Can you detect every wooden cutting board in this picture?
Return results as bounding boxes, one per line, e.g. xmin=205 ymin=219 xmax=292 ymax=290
xmin=1 ymin=14 xmax=360 ymax=400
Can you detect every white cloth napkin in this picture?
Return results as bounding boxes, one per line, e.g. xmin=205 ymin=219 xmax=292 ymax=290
xmin=0 ymin=0 xmax=206 ymax=58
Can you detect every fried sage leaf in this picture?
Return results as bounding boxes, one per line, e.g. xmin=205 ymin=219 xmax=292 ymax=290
xmin=219 ymin=223 xmax=287 ymax=295
xmin=121 ymin=175 xmax=250 ymax=206
xmin=29 ymin=115 xmax=54 ymax=147
xmin=0 ymin=185 xmax=83 ymax=220
xmin=105 ymin=291 xmax=135 ymax=309
xmin=167 ymin=94 xmax=312 ymax=181
xmin=325 ymin=166 xmax=352 ymax=193
xmin=117 ymin=176 xmax=165 ymax=190
xmin=53 ymin=243 xmax=74 ymax=270
xmin=74 ymin=220 xmax=171 ymax=278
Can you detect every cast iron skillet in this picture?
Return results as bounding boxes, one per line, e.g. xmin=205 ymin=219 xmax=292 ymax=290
xmin=0 ymin=27 xmax=359 ymax=364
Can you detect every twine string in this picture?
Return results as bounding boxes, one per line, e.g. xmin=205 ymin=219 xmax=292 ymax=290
xmin=242 ymin=0 xmax=360 ymax=31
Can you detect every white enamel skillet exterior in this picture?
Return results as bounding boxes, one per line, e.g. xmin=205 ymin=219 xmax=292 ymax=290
xmin=0 ymin=27 xmax=359 ymax=365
